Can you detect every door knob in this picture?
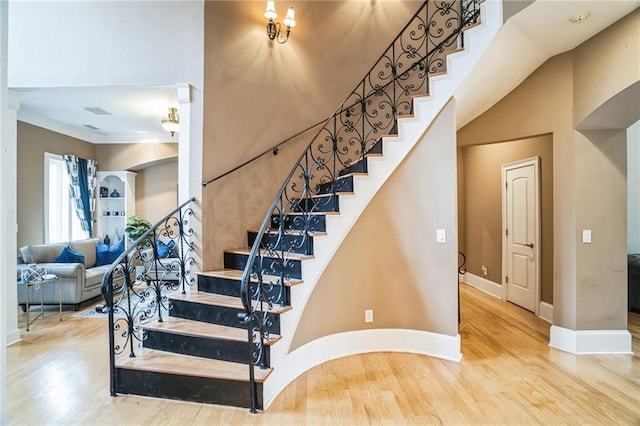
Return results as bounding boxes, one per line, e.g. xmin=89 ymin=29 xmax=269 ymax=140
xmin=524 ymin=243 xmax=534 ymax=248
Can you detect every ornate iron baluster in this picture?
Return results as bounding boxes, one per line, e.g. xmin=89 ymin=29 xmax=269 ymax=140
xmin=238 ymin=0 xmax=481 ymax=413
xmin=100 ymin=197 xmax=196 ymax=400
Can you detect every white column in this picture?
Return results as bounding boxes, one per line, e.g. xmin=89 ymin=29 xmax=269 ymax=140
xmin=177 ymin=83 xmax=203 ymax=282
xmin=4 ymin=90 xmax=20 ymax=347
xmin=1 ymin=0 xmax=16 ymax=420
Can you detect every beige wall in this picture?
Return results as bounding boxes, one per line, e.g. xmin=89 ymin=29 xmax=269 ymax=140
xmin=459 ymin=53 xmax=575 ymax=325
xmin=202 ymin=1 xmax=424 ymax=269
xmin=95 ymin=143 xmax=177 ymax=172
xmin=135 ymin=159 xmax=179 ymax=224
xmin=17 ymin=121 xmax=96 ymax=248
xmin=573 ymin=9 xmax=640 ymax=128
xmin=17 ymin=123 xmax=179 ymax=248
xmin=458 ymin=10 xmax=639 ymax=331
xmin=291 ymin=100 xmax=460 ymax=349
xmin=574 ymin=129 xmax=627 ymax=329
xmin=460 ymin=135 xmax=554 ymax=303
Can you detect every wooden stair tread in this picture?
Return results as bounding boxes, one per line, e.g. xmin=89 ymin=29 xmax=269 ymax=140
xmin=169 ymin=292 xmax=292 ymax=314
xmin=199 ymin=268 xmax=304 ymax=286
xmin=116 ymin=348 xmax=273 ymax=383
xmin=251 ymin=228 xmax=327 ymax=237
xmin=225 ymin=247 xmax=314 ymax=261
xmin=275 ymin=211 xmax=340 ymax=216
xmin=142 ymin=317 xmax=281 ymax=345
xmin=295 ymin=192 xmax=354 ymax=199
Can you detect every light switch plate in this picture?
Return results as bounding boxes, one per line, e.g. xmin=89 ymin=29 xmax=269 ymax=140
xmin=365 ymin=309 xmax=373 ymax=323
xmin=436 ymin=229 xmax=446 ymax=243
xmin=582 ymin=229 xmax=591 ymax=244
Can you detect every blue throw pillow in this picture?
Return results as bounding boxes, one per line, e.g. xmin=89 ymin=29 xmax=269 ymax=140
xmin=156 ymin=239 xmax=178 ymax=258
xmin=54 ymin=246 xmax=86 ymax=264
xmin=96 ymin=237 xmax=125 ymax=266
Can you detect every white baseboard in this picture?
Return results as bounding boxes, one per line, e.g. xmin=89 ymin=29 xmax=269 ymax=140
xmin=549 ymin=325 xmax=633 ymax=355
xmin=462 ymin=272 xmax=502 ymax=299
xmin=263 ymin=328 xmax=461 ymax=409
xmin=538 ymin=301 xmax=553 ymax=323
xmin=6 ymin=328 xmax=21 ymax=346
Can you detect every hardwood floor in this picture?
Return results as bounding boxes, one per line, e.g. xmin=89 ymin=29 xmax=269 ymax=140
xmin=7 ymin=283 xmax=640 ymax=424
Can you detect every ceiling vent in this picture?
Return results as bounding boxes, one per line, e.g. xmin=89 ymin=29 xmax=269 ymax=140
xmin=83 ymin=106 xmax=112 ymax=115
xmin=83 ymin=124 xmax=100 ymax=130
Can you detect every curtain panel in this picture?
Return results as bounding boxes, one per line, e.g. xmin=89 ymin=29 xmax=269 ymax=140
xmin=63 ymin=155 xmax=97 ymax=237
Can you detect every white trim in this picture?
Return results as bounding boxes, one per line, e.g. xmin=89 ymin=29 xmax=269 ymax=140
xmin=549 ymin=325 xmax=633 ymax=355
xmin=263 ymin=329 xmax=461 ymax=409
xmin=6 ymin=330 xmax=20 ymax=347
xmin=538 ymin=301 xmax=553 ymax=323
xmin=7 ymin=89 xmax=21 ymax=111
xmin=463 ymin=272 xmax=502 ymax=299
xmin=18 ymin=109 xmax=97 ymax=143
xmin=501 ymin=156 xmax=541 ymax=314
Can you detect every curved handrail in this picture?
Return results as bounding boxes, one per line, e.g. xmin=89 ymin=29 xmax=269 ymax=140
xmin=239 ymin=0 xmax=481 ymax=412
xmin=100 ymin=197 xmax=196 ymax=397
xmin=202 ymin=119 xmax=327 ymax=187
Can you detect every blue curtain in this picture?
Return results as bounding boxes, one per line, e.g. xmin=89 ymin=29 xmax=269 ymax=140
xmin=64 ymin=155 xmax=97 ymax=237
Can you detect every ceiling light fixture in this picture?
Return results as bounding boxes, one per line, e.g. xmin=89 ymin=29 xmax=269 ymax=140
xmin=161 ymin=107 xmax=179 ymax=137
xmin=569 ymin=12 xmax=590 ymax=24
xmin=264 ymin=1 xmax=296 ymax=44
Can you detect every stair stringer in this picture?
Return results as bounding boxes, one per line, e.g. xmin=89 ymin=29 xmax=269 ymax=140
xmin=261 ymin=0 xmax=503 ymax=409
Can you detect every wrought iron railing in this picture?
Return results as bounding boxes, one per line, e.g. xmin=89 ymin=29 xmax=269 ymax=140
xmin=238 ymin=0 xmax=481 ymax=412
xmin=99 ymin=197 xmax=196 ymax=397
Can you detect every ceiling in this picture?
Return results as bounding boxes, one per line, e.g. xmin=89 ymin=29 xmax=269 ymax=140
xmin=16 ymin=86 xmax=179 ymax=144
xmin=13 ymin=0 xmax=640 ymax=144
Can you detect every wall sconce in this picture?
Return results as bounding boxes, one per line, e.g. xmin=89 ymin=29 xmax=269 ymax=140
xmin=161 ymin=107 xmax=179 ymax=137
xmin=264 ymin=1 xmax=296 ymax=44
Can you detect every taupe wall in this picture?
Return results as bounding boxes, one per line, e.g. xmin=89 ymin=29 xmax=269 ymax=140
xmin=291 ymin=100 xmax=460 ymax=349
xmin=17 ymin=121 xmax=96 ymax=248
xmin=458 ymin=10 xmax=639 ymax=330
xmin=575 ymin=129 xmax=627 ymax=329
xmin=135 ymin=159 xmax=179 ymax=224
xmin=17 ymin=123 xmax=179 ymax=248
xmin=95 ymin=143 xmax=177 ymax=172
xmin=573 ymin=9 xmax=640 ymax=128
xmin=459 ymin=135 xmax=554 ymax=303
xmin=97 ymin=143 xmax=180 ymax=224
xmin=202 ymin=1 xmax=425 ymax=270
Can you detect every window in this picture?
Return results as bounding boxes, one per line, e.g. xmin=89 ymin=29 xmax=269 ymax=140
xmin=44 ymin=153 xmax=88 ymax=243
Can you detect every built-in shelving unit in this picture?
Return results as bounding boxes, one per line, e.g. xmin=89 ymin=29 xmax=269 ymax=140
xmin=96 ymin=171 xmax=136 ymax=245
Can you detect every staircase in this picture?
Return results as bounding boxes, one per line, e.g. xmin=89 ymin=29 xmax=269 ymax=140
xmin=100 ymin=0 xmax=502 ymax=412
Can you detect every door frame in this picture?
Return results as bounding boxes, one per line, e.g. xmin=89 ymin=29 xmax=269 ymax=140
xmin=501 ymin=156 xmax=541 ymax=315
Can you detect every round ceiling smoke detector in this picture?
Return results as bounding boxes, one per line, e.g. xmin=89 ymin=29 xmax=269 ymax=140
xmin=570 ymin=12 xmax=590 ymax=24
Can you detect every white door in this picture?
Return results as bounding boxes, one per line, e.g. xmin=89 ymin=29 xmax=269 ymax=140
xmin=502 ymin=158 xmax=540 ymax=313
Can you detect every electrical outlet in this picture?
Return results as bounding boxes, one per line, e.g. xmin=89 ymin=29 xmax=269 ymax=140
xmin=481 ymin=265 xmax=488 ymax=277
xmin=365 ymin=309 xmax=373 ymax=323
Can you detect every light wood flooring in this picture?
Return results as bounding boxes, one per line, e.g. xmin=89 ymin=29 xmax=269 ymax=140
xmin=7 ymin=283 xmax=640 ymax=425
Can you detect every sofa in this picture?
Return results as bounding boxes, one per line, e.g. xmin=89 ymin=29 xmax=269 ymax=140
xmin=17 ymin=237 xmax=113 ymax=310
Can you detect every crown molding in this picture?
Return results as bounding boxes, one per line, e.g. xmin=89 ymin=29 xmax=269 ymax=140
xmin=18 ymin=108 xmax=97 ymax=143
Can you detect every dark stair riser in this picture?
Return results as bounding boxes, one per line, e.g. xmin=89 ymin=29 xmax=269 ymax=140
xmin=143 ymin=329 xmax=271 ymax=367
xmin=224 ymin=252 xmax=303 ymax=280
xmin=115 ymin=368 xmax=263 ymax=410
xmin=291 ymin=194 xmax=339 ymax=213
xmin=336 ymin=138 xmax=383 ymax=177
xmin=316 ymin=175 xmax=354 ymax=195
xmin=198 ymin=274 xmax=291 ymax=306
xmin=270 ymin=213 xmax=327 ymax=233
xmin=170 ymin=298 xmax=281 ymax=334
xmin=338 ymin=158 xmax=368 ymax=177
xmin=248 ymin=230 xmax=314 ymax=255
